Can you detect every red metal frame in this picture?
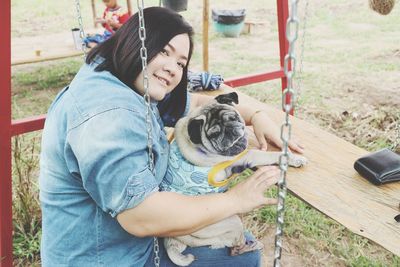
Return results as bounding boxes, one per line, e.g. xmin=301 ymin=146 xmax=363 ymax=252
xmin=0 ymin=1 xmax=289 ymax=266
xmin=1 ymin=1 xmax=12 ymax=266
xmin=11 ymin=115 xmax=46 ymax=137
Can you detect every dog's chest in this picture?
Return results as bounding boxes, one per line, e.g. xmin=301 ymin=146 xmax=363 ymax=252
xmin=160 ymin=141 xmax=227 ymax=195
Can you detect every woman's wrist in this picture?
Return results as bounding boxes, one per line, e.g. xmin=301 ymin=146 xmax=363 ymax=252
xmin=224 ymin=190 xmax=242 ymax=214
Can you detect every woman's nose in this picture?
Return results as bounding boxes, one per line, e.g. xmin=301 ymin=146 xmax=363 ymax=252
xmin=163 ymin=60 xmax=178 ymax=77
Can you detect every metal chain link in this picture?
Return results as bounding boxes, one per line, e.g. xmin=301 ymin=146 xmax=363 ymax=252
xmin=74 ymin=0 xmax=88 ymax=57
xmin=274 ymin=1 xmax=300 ymax=266
xmin=136 ymin=1 xmax=160 ymax=266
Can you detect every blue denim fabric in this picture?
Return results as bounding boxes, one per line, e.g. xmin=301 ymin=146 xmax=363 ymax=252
xmin=83 ymin=30 xmax=112 ymax=46
xmin=39 ymin=61 xmax=190 ymax=266
xmin=144 ymin=233 xmax=262 ymax=267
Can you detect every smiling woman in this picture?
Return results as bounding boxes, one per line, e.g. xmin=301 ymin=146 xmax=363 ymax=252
xmin=85 ymin=7 xmax=194 ymax=126
xmin=38 ymin=6 xmax=289 ymax=267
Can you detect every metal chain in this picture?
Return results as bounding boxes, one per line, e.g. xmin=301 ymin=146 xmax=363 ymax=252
xmin=293 ymin=0 xmax=309 ymax=110
xmin=74 ymin=0 xmax=88 ymax=56
xmin=136 ymin=1 xmax=160 ymax=266
xmin=137 ymin=0 xmax=155 ymax=176
xmin=274 ymin=1 xmax=300 ymax=266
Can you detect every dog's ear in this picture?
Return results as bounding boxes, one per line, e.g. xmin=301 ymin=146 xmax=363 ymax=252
xmin=188 ymin=118 xmax=204 ymax=144
xmin=215 ymin=92 xmax=239 ymax=106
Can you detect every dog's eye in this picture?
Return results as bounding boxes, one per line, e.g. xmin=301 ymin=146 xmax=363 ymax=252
xmin=222 ymin=112 xmax=238 ymax=122
xmin=207 ymin=125 xmax=221 ymax=137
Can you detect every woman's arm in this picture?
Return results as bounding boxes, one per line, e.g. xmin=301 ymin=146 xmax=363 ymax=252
xmin=117 ymin=166 xmax=279 ymax=237
xmin=189 ymin=93 xmax=214 ymax=111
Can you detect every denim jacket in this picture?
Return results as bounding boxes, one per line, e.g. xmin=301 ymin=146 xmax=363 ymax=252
xmin=39 ymin=61 xmax=190 ymax=266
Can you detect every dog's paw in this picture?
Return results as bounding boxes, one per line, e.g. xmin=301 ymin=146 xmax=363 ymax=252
xmin=289 ymin=154 xmax=308 ymax=167
xmin=170 ymin=253 xmax=195 ymax=267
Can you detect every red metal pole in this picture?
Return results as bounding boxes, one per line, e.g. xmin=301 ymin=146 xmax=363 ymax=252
xmin=11 ymin=115 xmax=46 ymax=137
xmin=0 ymin=0 xmax=13 ymax=266
xmin=277 ymin=0 xmax=293 ymax=114
xmin=225 ymin=70 xmax=285 ymax=88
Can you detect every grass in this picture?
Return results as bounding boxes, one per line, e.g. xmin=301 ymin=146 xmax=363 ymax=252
xmin=9 ymin=0 xmax=400 ymax=266
xmin=12 ymin=134 xmax=42 ymax=266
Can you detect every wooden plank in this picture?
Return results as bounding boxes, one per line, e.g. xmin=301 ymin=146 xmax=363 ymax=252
xmin=11 ymin=29 xmax=102 ymax=66
xmin=12 ymin=51 xmax=83 ymax=66
xmin=91 ymin=0 xmax=97 ymax=28
xmin=201 ymin=85 xmax=400 ymax=256
xmin=127 ymin=0 xmax=132 ymax=16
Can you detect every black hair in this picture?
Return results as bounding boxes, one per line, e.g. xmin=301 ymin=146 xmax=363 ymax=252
xmin=86 ymin=7 xmax=194 ymax=126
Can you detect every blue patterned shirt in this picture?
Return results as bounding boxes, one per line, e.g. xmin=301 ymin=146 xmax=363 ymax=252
xmin=161 ymin=141 xmax=227 ymax=195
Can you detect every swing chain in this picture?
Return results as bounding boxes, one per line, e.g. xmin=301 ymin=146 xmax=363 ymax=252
xmin=74 ymin=0 xmax=87 ymax=56
xmin=274 ymin=1 xmax=300 ymax=267
xmin=137 ymin=0 xmax=155 ymax=175
xmin=137 ymin=1 xmax=160 ymax=267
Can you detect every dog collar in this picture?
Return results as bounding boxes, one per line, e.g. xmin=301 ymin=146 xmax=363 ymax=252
xmin=208 ymin=149 xmax=249 ymax=187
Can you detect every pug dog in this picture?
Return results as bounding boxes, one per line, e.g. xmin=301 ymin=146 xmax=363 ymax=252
xmin=160 ymin=92 xmax=307 ymax=266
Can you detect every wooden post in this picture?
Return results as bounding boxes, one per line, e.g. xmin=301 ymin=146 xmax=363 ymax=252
xmin=203 ymin=0 xmax=209 ymax=71
xmin=91 ymin=0 xmax=97 ymax=28
xmin=127 ymin=0 xmax=133 ymax=15
xmin=0 ymin=0 xmax=13 ymax=266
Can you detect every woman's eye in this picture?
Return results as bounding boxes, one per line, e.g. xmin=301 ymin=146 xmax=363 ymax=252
xmin=161 ymin=49 xmax=169 ymax=56
xmin=177 ymin=62 xmax=185 ymax=69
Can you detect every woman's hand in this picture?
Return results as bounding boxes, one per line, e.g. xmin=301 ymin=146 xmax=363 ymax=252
xmin=226 ymin=166 xmax=280 ymax=214
xmin=251 ymin=111 xmax=305 ymax=154
xmin=118 ymin=166 xmax=279 ymax=237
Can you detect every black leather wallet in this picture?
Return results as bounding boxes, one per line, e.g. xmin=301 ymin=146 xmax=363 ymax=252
xmin=354 ymin=148 xmax=400 ymax=185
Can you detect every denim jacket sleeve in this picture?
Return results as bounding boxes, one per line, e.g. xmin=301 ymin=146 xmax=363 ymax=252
xmin=66 ymin=107 xmax=159 ymax=217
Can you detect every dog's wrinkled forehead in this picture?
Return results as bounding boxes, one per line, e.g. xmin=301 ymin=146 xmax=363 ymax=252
xmin=194 ymin=92 xmax=239 ymax=115
xmin=199 ymin=101 xmax=238 ymax=118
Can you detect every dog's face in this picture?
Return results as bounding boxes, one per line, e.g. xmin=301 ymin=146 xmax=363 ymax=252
xmin=186 ymin=92 xmax=248 ymax=157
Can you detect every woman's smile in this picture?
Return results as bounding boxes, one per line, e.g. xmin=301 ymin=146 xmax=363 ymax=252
xmin=154 ymin=74 xmax=170 ymax=87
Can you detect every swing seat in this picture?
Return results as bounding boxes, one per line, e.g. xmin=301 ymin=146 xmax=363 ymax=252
xmin=197 ymin=85 xmax=400 ymax=256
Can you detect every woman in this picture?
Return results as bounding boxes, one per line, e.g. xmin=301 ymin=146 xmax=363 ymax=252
xmin=39 ymin=7 xmax=303 ymax=267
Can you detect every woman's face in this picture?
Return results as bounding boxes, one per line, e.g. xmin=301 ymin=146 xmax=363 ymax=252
xmin=133 ymin=33 xmax=190 ymax=101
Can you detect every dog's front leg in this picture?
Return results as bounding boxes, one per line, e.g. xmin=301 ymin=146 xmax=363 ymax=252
xmin=243 ymin=149 xmax=307 ymax=168
xmin=214 ymin=149 xmax=307 ymax=182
